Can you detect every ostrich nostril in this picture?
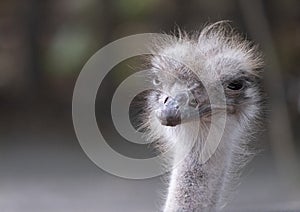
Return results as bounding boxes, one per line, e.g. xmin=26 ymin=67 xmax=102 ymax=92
xmin=164 ymin=97 xmax=169 ymax=104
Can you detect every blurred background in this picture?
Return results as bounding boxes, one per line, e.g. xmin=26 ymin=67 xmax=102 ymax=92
xmin=0 ymin=0 xmax=299 ymax=211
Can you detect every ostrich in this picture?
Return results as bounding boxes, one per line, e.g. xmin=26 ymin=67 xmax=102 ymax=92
xmin=144 ymin=22 xmax=264 ymax=212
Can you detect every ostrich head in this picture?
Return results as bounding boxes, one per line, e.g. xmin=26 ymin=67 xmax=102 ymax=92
xmin=144 ymin=22 xmax=264 ymax=211
xmin=146 ymin=22 xmax=263 ymax=148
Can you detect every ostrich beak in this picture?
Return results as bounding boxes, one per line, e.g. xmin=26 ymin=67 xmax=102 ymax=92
xmin=156 ymin=96 xmax=181 ymax=127
xmin=156 ymin=93 xmax=202 ymax=127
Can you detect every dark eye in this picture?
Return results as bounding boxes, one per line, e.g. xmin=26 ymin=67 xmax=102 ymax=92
xmin=227 ymin=80 xmax=244 ymax=90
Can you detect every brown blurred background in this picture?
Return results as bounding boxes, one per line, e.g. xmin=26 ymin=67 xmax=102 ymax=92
xmin=0 ymin=0 xmax=299 ymax=211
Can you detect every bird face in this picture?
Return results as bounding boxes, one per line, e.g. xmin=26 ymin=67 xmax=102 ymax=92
xmin=147 ymin=25 xmax=263 ymax=129
xmin=149 ymin=57 xmax=261 ymax=128
xmin=151 ymin=71 xmax=210 ymax=127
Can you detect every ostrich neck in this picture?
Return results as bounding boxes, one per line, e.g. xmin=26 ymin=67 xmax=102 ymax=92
xmin=164 ymin=140 xmax=231 ymax=212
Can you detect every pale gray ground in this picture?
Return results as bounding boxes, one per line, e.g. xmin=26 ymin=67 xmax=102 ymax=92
xmin=1 ymin=122 xmax=299 ymax=212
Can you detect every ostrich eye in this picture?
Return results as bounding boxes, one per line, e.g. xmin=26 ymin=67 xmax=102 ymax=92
xmin=153 ymin=77 xmax=161 ymax=85
xmin=189 ymin=98 xmax=198 ymax=107
xmin=227 ymin=80 xmax=244 ymax=90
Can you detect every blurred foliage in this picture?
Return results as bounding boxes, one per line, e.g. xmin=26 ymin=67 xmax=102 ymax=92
xmin=114 ymin=0 xmax=159 ymax=19
xmin=45 ymin=26 xmax=95 ymax=75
